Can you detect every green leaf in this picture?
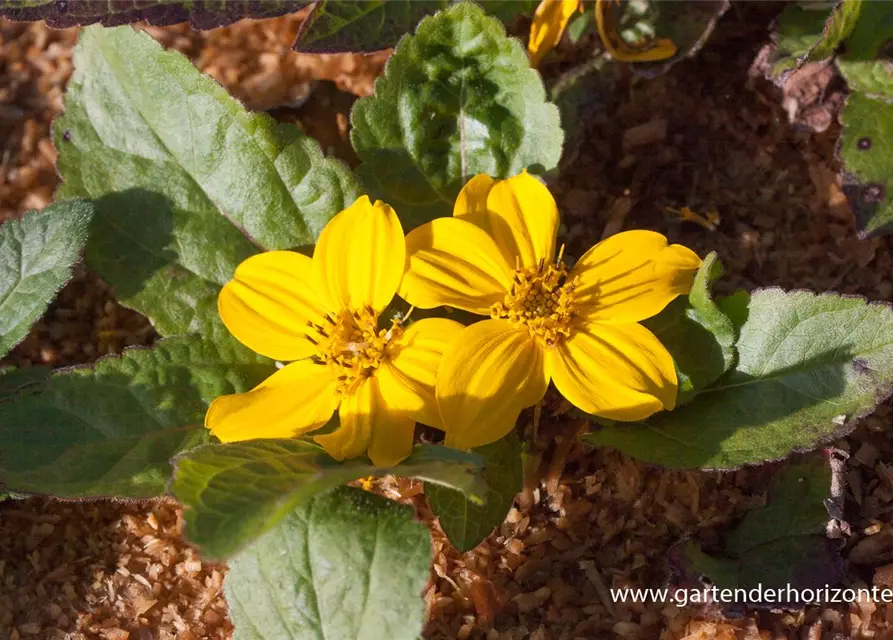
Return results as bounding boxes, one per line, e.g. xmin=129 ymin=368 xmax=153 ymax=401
xmin=765 ymin=2 xmax=861 ymax=83
xmin=765 ymin=5 xmax=832 ymax=81
xmin=0 ymin=326 xmax=274 ymax=497
xmin=643 ymin=252 xmax=736 ymax=404
xmin=677 ymin=542 xmax=740 ymax=591
xmin=586 ymin=289 xmax=893 ymax=469
xmin=0 ymin=200 xmax=93 ymax=358
xmin=838 ymin=92 xmax=893 ymax=236
xmin=809 ymin=0 xmax=863 ymax=60
xmin=616 ymin=0 xmax=729 ymax=77
xmin=478 ymin=0 xmax=539 ymax=24
xmin=1 ymin=0 xmax=532 ymax=50
xmin=672 ymin=456 xmax=844 ymax=607
xmin=55 ymin=25 xmax=361 ymax=337
xmin=171 ymin=439 xmax=486 ymax=559
xmin=715 ymin=289 xmax=750 ymax=331
xmin=0 ymin=1 xmax=306 ymax=29
xmin=295 ymin=0 xmax=448 ymax=52
xmin=292 ymin=0 xmax=537 ymax=53
xmin=836 ymin=1 xmax=893 ymax=100
xmin=724 ymin=457 xmax=835 ymax=554
xmin=350 ymin=1 xmax=563 ymax=228
xmin=840 ymin=68 xmax=893 ymax=104
xmin=427 ymin=433 xmax=522 ymax=552
xmin=0 ymin=366 xmax=50 ymax=400
xmin=226 ymin=486 xmax=431 ymax=640
xmin=835 ymin=2 xmax=893 ymax=236
xmin=567 ymin=9 xmax=594 ymax=44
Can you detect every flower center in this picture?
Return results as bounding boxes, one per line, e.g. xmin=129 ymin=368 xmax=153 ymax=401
xmin=491 ymin=249 xmax=579 ymax=347
xmin=308 ymin=306 xmax=404 ymax=395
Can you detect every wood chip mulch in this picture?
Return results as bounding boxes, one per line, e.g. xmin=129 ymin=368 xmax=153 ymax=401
xmin=0 ymin=499 xmax=228 ymax=640
xmin=2 ymin=5 xmax=893 ymax=640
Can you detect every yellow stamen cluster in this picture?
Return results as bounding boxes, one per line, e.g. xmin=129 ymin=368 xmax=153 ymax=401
xmin=491 ymin=251 xmax=579 ymax=347
xmin=307 ymin=307 xmax=403 ymax=395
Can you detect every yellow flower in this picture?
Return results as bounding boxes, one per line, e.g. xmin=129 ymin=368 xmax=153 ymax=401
xmin=595 ymin=0 xmax=677 ymax=63
xmin=400 ymin=172 xmax=701 ymax=450
xmin=206 ymin=196 xmax=463 ymax=467
xmin=528 ymin=0 xmax=583 ymax=68
xmin=527 ymin=0 xmax=677 ymax=67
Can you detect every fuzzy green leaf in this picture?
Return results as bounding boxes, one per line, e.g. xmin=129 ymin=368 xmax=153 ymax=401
xmin=724 ymin=457 xmax=835 ymax=554
xmin=0 ymin=366 xmax=51 ymax=400
xmin=586 ymin=289 xmax=893 ymax=469
xmin=295 ymin=0 xmax=448 ymax=52
xmin=55 ymin=25 xmax=361 ymax=337
xmin=0 ymin=0 xmax=530 ymax=49
xmin=478 ymin=0 xmax=539 ymax=23
xmin=0 ymin=1 xmax=306 ymax=29
xmin=426 ymin=433 xmax=522 ymax=552
xmin=809 ymin=0 xmax=862 ymax=60
xmin=350 ymin=1 xmax=563 ymax=228
xmin=0 ymin=200 xmax=93 ymax=358
xmin=226 ymin=486 xmax=431 ymax=640
xmin=0 ymin=328 xmax=273 ymax=497
xmin=835 ymin=2 xmax=893 ymax=236
xmin=836 ymin=1 xmax=893 ymax=100
xmin=293 ymin=0 xmax=537 ymax=53
xmin=171 ymin=439 xmax=486 ymax=559
xmin=838 ymin=92 xmax=893 ymax=236
xmin=765 ymin=2 xmax=861 ymax=83
xmin=644 ymin=252 xmax=736 ymax=404
xmin=765 ymin=5 xmax=832 ymax=81
xmin=673 ymin=456 xmax=844 ymax=607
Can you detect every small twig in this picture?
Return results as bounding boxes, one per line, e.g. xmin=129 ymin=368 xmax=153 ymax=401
xmin=545 ymin=420 xmax=587 ymax=495
xmin=579 ymin=559 xmax=616 ymax=617
xmin=517 ymin=450 xmax=541 ymax=513
xmin=531 ymin=399 xmax=543 ymax=443
xmin=518 ymin=402 xmax=545 ymax=512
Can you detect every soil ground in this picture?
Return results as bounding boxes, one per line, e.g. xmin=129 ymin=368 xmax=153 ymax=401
xmin=2 ymin=4 xmax=893 ymax=639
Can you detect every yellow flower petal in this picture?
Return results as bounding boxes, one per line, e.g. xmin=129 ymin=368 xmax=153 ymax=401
xmin=528 ymin=0 xmax=583 ymax=67
xmin=366 ymin=406 xmax=417 ymax=468
xmin=401 ymin=218 xmax=513 ymax=314
xmin=453 ymin=173 xmax=495 ymax=218
xmin=206 ymin=359 xmax=339 ymax=442
xmin=315 ymin=376 xmax=376 ymax=461
xmin=377 ymin=317 xmax=465 ymax=430
xmin=572 ymin=230 xmax=702 ymax=323
xmin=313 ymin=195 xmax=405 ymax=314
xmin=218 ymin=251 xmax=329 ymax=361
xmin=547 ymin=319 xmax=677 ymax=420
xmin=437 ymin=319 xmax=548 ymax=450
xmin=457 ymin=171 xmax=559 ymax=270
